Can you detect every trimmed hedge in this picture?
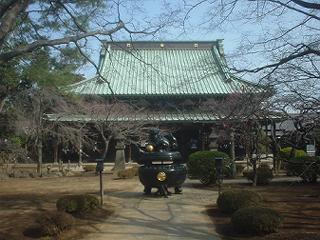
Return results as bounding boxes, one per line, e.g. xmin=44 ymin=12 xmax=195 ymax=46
xmin=36 ymin=211 xmax=74 ymax=236
xmin=246 ymin=164 xmax=273 ymax=185
xmin=286 ymin=156 xmax=319 ymax=183
xmin=280 ymin=147 xmax=306 ymax=160
xmin=231 ymin=207 xmax=282 ymax=235
xmin=217 ymin=190 xmax=262 ymax=214
xmin=187 ymin=151 xmax=231 ymax=185
xmin=56 ymin=194 xmax=100 ymax=214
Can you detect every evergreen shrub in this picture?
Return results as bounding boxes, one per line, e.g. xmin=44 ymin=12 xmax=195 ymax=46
xmin=217 ymin=190 xmax=262 ymax=214
xmin=36 ymin=211 xmax=74 ymax=236
xmin=56 ymin=194 xmax=100 ymax=214
xmin=279 ymin=147 xmax=306 ymax=160
xmin=286 ymin=156 xmax=319 ymax=183
xmin=246 ymin=164 xmax=273 ymax=185
xmin=187 ymin=151 xmax=230 ymax=185
xmin=231 ymin=207 xmax=282 ymax=235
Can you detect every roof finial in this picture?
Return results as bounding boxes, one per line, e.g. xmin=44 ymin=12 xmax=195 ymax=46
xmin=216 ymin=39 xmax=224 ymax=56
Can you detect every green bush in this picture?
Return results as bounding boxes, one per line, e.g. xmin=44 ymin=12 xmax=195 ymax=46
xmin=8 ymin=136 xmax=23 ymax=146
xmin=279 ymin=147 xmax=306 ymax=160
xmin=217 ymin=190 xmax=262 ymax=214
xmin=231 ymin=207 xmax=282 ymax=235
xmin=246 ymin=164 xmax=273 ymax=185
xmin=36 ymin=211 xmax=74 ymax=236
xmin=286 ymin=156 xmax=319 ymax=183
xmin=187 ymin=151 xmax=231 ymax=184
xmin=56 ymin=194 xmax=100 ymax=214
xmin=117 ymin=166 xmax=138 ymax=179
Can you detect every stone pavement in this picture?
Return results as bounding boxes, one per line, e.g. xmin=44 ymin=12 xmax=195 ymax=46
xmin=83 ymin=179 xmax=221 ymax=240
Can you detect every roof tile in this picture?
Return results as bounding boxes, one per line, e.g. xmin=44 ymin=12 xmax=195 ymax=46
xmin=69 ymin=41 xmax=262 ymax=96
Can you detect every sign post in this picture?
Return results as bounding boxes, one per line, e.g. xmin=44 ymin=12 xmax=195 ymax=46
xmin=306 ymin=144 xmax=316 ymax=157
xmin=96 ymin=159 xmax=104 ymax=206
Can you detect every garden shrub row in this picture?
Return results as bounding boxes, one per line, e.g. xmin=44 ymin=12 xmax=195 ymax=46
xmin=28 ymin=194 xmax=100 ymax=238
xmin=231 ymin=207 xmax=283 ymax=234
xmin=217 ymin=190 xmax=282 ymax=235
xmin=217 ymin=190 xmax=262 ymax=214
xmin=279 ymin=147 xmax=319 ymax=183
xmin=279 ymin=147 xmax=307 ymax=159
xmin=286 ymin=156 xmax=319 ymax=183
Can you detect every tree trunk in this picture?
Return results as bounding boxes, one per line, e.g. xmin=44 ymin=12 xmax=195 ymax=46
xmin=0 ymin=0 xmax=29 ymax=46
xmin=37 ymin=136 xmax=43 ymax=176
xmin=78 ymin=133 xmax=82 ymax=165
xmin=230 ymin=129 xmax=236 ymax=178
xmin=270 ymin=121 xmax=281 ymax=174
xmin=36 ymin=92 xmax=43 ymax=176
xmin=0 ymin=97 xmax=7 ymax=113
xmin=101 ymin=132 xmax=111 ymax=160
xmin=252 ymin=155 xmax=257 ymax=187
xmin=53 ymin=136 xmax=59 ymax=164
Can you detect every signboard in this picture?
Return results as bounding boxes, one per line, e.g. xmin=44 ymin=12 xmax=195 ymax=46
xmin=306 ymin=144 xmax=316 ymax=157
xmin=96 ymin=159 xmax=104 ymax=172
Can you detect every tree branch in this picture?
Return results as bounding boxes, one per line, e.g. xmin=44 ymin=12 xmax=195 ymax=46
xmin=0 ymin=21 xmax=124 ymax=64
xmin=0 ymin=0 xmax=29 ymax=46
xmin=291 ymin=0 xmax=320 ymax=10
xmin=266 ymin=0 xmax=320 ymax=21
xmin=0 ymin=0 xmax=16 ymax=18
xmin=234 ymin=47 xmax=320 ymax=73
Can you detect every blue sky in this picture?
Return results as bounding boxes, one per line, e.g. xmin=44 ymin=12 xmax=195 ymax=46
xmin=77 ymin=0 xmax=309 ymax=83
xmin=77 ymin=0 xmax=250 ymax=78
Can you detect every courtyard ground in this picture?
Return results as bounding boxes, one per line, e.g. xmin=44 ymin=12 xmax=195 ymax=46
xmin=0 ymin=174 xmax=221 ymax=240
xmin=208 ymin=180 xmax=320 ymax=240
xmin=1 ymin=175 xmax=319 ymax=240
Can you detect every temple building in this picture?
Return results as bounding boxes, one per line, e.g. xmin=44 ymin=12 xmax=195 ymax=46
xmin=46 ymin=40 xmax=264 ymax=163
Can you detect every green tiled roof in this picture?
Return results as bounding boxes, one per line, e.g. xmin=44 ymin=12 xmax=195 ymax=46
xmin=69 ymin=41 xmax=262 ymax=96
xmin=45 ymin=112 xmax=221 ymax=123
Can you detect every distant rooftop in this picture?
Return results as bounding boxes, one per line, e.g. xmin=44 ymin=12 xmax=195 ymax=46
xmin=69 ymin=40 xmax=262 ymax=97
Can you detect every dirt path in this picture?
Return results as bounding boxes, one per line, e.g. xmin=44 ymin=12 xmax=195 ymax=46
xmin=83 ymin=180 xmax=221 ymax=240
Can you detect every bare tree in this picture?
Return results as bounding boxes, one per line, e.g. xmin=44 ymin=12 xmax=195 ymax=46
xmin=182 ymin=0 xmax=319 ymax=109
xmin=15 ymin=86 xmax=91 ymax=175
xmin=82 ymin=98 xmax=150 ymax=164
xmin=182 ymin=0 xmax=320 ymax=158
xmin=0 ymin=1 xmax=177 ymax=64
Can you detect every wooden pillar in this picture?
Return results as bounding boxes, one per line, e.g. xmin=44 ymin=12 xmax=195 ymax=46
xmin=37 ymin=135 xmax=43 ymax=176
xmin=271 ymin=120 xmax=278 ymax=173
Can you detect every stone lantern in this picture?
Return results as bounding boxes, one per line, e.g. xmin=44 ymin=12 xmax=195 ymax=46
xmin=208 ymin=128 xmax=219 ymax=151
xmin=113 ymin=132 xmax=126 ymax=177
